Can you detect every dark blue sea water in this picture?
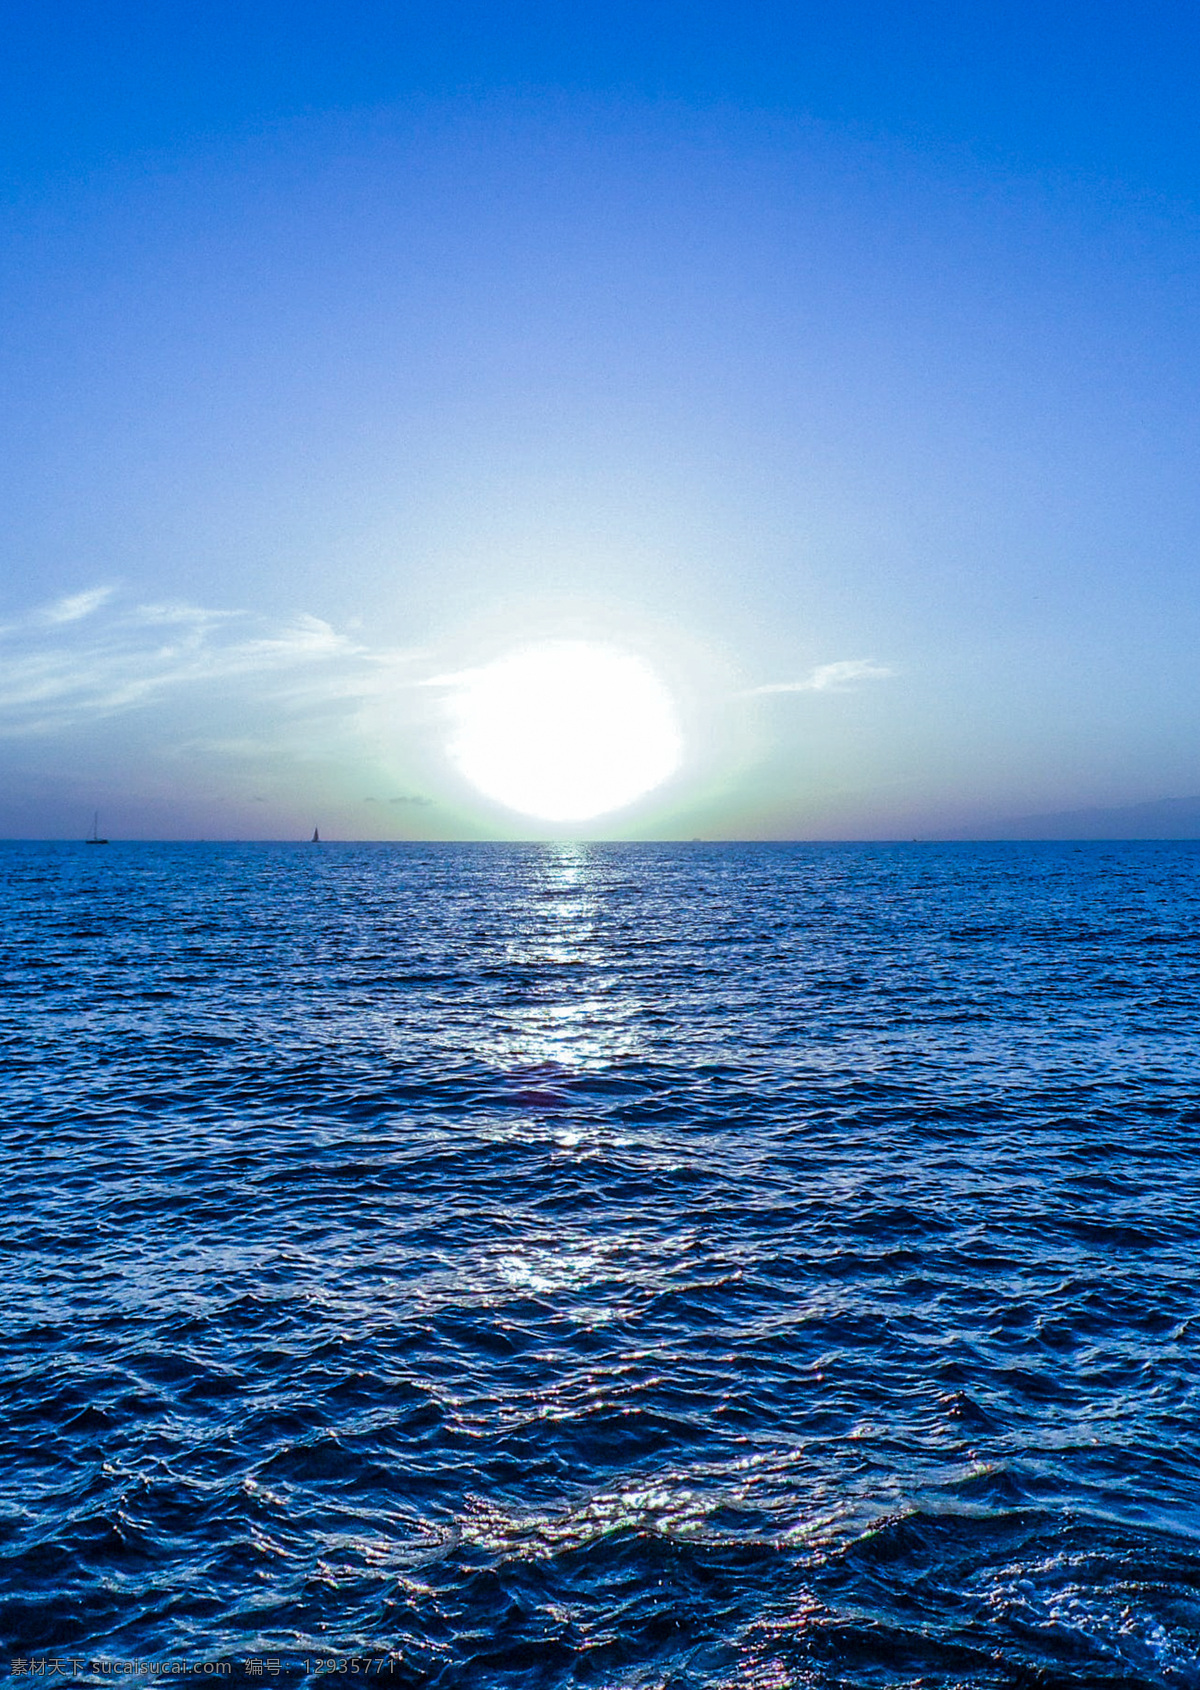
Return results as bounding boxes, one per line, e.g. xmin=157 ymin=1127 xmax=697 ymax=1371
xmin=2 ymin=840 xmax=1200 ymax=1688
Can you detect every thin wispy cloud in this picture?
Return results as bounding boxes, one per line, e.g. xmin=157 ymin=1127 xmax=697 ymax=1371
xmin=0 ymin=588 xmax=415 ymax=738
xmin=39 ymin=585 xmax=116 ymax=624
xmin=747 ymin=658 xmax=895 ymax=696
xmin=130 ymin=600 xmax=241 ymax=628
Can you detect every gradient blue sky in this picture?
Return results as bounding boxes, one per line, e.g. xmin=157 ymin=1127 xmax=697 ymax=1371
xmin=2 ymin=1 xmax=1198 ymax=838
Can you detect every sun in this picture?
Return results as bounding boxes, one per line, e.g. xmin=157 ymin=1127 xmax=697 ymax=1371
xmin=448 ymin=641 xmax=683 ymax=822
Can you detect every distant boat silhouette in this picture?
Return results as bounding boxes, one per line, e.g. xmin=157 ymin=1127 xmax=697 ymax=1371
xmin=310 ymin=827 xmax=320 ymax=843
xmin=86 ymin=811 xmax=108 ymax=845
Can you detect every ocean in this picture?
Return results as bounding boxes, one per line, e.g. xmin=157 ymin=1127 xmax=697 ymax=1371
xmin=2 ymin=840 xmax=1199 ymax=1687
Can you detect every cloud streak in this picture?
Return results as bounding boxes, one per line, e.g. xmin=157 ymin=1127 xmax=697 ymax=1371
xmin=39 ymin=585 xmax=117 ymax=625
xmin=0 ymin=588 xmax=410 ymax=738
xmin=747 ymin=658 xmax=895 ymax=695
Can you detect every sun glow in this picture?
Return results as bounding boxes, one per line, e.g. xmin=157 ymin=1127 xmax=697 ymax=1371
xmin=448 ymin=642 xmax=682 ymax=822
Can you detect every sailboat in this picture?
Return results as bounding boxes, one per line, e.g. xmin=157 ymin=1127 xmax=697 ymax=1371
xmin=86 ymin=811 xmax=108 ymax=845
xmin=310 ymin=827 xmax=320 ymax=843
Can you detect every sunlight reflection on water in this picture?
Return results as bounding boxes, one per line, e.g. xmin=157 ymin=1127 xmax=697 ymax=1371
xmin=486 ymin=845 xmax=651 ymax=1077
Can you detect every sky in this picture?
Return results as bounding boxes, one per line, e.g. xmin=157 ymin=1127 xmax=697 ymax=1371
xmin=2 ymin=0 xmax=1199 ymax=840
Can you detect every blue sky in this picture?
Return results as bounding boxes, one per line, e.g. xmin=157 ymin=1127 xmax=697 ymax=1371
xmin=2 ymin=1 xmax=1198 ymax=838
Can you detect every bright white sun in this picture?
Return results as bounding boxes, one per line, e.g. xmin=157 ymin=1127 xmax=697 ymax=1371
xmin=449 ymin=641 xmax=683 ymax=821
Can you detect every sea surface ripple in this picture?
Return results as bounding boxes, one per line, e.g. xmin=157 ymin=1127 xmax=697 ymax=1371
xmin=2 ymin=840 xmax=1199 ymax=1688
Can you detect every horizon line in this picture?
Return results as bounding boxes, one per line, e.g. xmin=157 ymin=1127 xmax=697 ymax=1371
xmin=5 ymin=835 xmax=1200 ymax=847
